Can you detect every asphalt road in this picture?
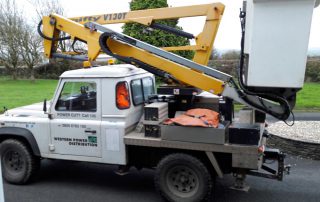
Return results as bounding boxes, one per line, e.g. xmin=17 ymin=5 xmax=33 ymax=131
xmin=3 ymin=155 xmax=320 ymax=202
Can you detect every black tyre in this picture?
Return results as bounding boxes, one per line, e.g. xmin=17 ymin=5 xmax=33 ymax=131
xmin=0 ymin=139 xmax=40 ymax=184
xmin=155 ymin=153 xmax=213 ymax=202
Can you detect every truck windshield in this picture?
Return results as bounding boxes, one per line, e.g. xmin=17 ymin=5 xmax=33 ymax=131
xmin=55 ymin=81 xmax=97 ymax=112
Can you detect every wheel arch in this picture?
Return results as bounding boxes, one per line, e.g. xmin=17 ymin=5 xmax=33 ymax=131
xmin=126 ymin=145 xmax=230 ymax=177
xmin=0 ymin=127 xmax=41 ymax=156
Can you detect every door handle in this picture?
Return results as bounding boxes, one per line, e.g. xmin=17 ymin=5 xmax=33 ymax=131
xmin=85 ymin=130 xmax=96 ymax=134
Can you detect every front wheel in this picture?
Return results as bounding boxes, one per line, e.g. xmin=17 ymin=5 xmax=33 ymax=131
xmin=0 ymin=139 xmax=40 ymax=184
xmin=155 ymin=153 xmax=213 ymax=202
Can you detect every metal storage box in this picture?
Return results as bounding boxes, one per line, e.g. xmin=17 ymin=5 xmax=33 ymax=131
xmin=144 ymin=102 xmax=168 ymax=121
xmin=193 ymin=92 xmax=220 ymax=111
xmin=145 ymin=125 xmax=161 ymax=138
xmin=144 ymin=102 xmax=168 ymax=138
xmin=161 ymin=122 xmax=229 ymax=144
xmin=228 ymin=123 xmax=261 ymax=145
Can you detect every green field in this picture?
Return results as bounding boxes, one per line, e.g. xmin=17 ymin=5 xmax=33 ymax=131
xmin=0 ymin=78 xmax=319 ymax=112
xmin=0 ymin=78 xmax=58 ymax=111
xmin=295 ymin=83 xmax=320 ymax=111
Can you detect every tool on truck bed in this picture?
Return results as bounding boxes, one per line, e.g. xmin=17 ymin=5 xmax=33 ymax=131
xmin=164 ymin=108 xmax=220 ymax=128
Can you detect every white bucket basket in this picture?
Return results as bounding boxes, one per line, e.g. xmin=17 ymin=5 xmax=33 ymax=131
xmin=244 ymin=0 xmax=319 ymax=88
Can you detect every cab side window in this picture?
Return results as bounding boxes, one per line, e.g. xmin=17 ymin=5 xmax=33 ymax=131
xmin=55 ymin=82 xmax=97 ymax=112
xmin=142 ymin=77 xmax=154 ymax=100
xmin=131 ymin=77 xmax=155 ymax=106
xmin=131 ymin=79 xmax=144 ymax=105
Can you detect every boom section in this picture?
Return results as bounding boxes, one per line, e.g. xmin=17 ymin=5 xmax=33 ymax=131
xmin=44 ymin=13 xmax=228 ymax=94
xmin=48 ymin=3 xmax=225 ymax=66
xmin=41 ymin=4 xmax=229 ymax=94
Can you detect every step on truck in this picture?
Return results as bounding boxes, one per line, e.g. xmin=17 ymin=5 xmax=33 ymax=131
xmin=0 ymin=0 xmax=319 ymax=201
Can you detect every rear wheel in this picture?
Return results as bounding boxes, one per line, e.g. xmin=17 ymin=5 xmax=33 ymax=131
xmin=155 ymin=153 xmax=213 ymax=202
xmin=0 ymin=139 xmax=40 ymax=184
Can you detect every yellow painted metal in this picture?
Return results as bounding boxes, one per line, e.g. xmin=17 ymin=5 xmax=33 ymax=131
xmin=83 ymin=61 xmax=92 ymax=68
xmin=108 ymin=59 xmax=115 ymax=65
xmin=43 ymin=14 xmax=102 ymax=62
xmin=69 ymin=4 xmax=223 ymax=24
xmin=106 ymin=39 xmax=225 ymax=94
xmin=193 ymin=10 xmax=223 ymax=65
xmin=42 ymin=4 xmax=226 ymax=95
xmin=68 ymin=3 xmax=225 ymax=66
xmin=43 ymin=16 xmax=56 ymax=58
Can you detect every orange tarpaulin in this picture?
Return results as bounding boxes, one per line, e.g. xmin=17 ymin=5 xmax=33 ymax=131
xmin=164 ymin=108 xmax=219 ymax=128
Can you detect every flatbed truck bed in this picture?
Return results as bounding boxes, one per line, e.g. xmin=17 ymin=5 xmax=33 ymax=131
xmin=125 ymin=131 xmax=262 ymax=155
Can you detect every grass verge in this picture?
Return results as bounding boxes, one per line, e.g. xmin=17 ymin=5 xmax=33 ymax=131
xmin=295 ymin=83 xmax=320 ymax=111
xmin=0 ymin=78 xmax=58 ymax=112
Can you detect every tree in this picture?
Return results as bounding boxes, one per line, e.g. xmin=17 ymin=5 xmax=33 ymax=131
xmin=0 ymin=0 xmax=77 ymax=81
xmin=0 ymin=0 xmax=48 ymax=81
xmin=32 ymin=0 xmax=68 ymax=52
xmin=32 ymin=0 xmax=64 ymax=20
xmin=31 ymin=0 xmax=84 ymax=79
xmin=209 ymin=48 xmax=219 ymax=60
xmin=0 ymin=0 xmax=23 ymax=80
xmin=221 ymin=50 xmax=240 ymax=60
xmin=123 ymin=0 xmax=193 ymax=59
xmin=18 ymin=24 xmax=43 ymax=82
xmin=305 ymin=57 xmax=320 ymax=82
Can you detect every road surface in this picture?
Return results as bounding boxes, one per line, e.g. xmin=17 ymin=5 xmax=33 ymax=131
xmin=3 ymin=155 xmax=320 ymax=202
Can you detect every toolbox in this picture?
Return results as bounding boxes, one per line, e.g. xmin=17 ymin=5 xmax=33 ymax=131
xmin=228 ymin=123 xmax=261 ymax=145
xmin=145 ymin=125 xmax=161 ymax=138
xmin=144 ymin=102 xmax=168 ymax=121
xmin=144 ymin=102 xmax=168 ymax=137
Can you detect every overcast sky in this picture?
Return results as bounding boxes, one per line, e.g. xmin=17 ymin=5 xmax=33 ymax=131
xmin=21 ymin=0 xmax=320 ymax=50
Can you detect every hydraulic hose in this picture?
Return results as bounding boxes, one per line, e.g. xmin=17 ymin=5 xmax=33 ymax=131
xmin=233 ymin=9 xmax=293 ymax=122
xmin=37 ymin=20 xmax=71 ymax=41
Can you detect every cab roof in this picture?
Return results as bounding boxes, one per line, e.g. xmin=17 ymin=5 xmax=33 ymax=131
xmin=60 ymin=64 xmax=149 ymax=78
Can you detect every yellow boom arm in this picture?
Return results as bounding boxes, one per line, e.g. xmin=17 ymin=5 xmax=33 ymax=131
xmin=44 ymin=3 xmax=224 ymax=66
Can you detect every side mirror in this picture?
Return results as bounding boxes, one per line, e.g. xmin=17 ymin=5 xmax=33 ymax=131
xmin=43 ymin=99 xmax=53 ymax=119
xmin=43 ymin=99 xmax=47 ymax=112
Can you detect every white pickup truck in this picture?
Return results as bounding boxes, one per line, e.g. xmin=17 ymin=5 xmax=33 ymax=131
xmin=0 ymin=64 xmax=288 ymax=202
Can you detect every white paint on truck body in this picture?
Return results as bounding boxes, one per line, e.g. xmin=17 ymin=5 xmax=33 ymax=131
xmin=0 ymin=65 xmax=153 ymax=165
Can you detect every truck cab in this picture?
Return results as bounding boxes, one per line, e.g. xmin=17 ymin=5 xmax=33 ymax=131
xmin=0 ymin=64 xmax=154 ymax=175
xmin=46 ymin=65 xmax=154 ymax=164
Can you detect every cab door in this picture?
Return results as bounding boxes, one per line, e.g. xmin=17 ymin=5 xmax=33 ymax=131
xmin=49 ymin=79 xmax=102 ymax=157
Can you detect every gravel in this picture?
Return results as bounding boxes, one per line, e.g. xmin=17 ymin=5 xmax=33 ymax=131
xmin=268 ymin=121 xmax=320 ymax=143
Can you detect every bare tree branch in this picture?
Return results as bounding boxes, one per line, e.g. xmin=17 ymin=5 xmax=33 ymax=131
xmin=17 ymin=23 xmax=43 ymax=81
xmin=0 ymin=0 xmax=86 ymax=81
xmin=28 ymin=0 xmax=64 ymax=21
xmin=0 ymin=0 xmax=24 ymax=79
xmin=30 ymin=0 xmax=86 ymax=53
